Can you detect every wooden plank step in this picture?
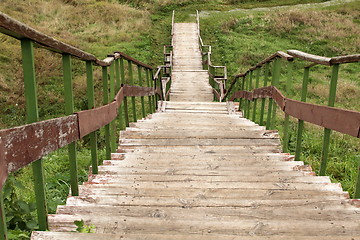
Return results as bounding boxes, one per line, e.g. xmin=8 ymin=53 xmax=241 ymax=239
xmin=47 ymin=214 xmax=360 ymax=235
xmin=86 ymin=174 xmax=331 ymax=184
xmin=55 ymin=204 xmax=358 ymax=223
xmin=96 ymin=168 xmax=314 ymax=177
xmin=119 ymin=138 xmax=280 ymax=146
xmin=78 ymin=185 xmax=348 ymax=199
xmin=110 ymin=152 xmax=292 ymax=161
xmin=31 ymin=232 xmax=360 ymax=240
xmin=76 ymin=180 xmax=344 ymax=192
xmin=120 ymin=130 xmax=278 ymax=139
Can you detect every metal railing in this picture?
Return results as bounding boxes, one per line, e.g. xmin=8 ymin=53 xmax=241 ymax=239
xmin=0 ymin=12 xmax=160 ymax=240
xmin=153 ymin=11 xmax=175 ymax=102
xmin=228 ymin=49 xmax=360 ymax=197
xmin=196 ymin=10 xmax=227 ymax=102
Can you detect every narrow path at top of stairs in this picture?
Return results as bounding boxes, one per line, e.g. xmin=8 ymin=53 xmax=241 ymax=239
xmin=32 ymin=23 xmax=360 ymax=240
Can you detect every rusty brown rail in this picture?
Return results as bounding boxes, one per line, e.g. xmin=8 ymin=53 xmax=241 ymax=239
xmin=0 ymin=84 xmax=154 ymax=190
xmin=230 ymin=86 xmax=360 ymax=138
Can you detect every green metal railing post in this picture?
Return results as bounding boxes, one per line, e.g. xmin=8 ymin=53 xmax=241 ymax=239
xmin=355 ymin=156 xmax=360 ymax=198
xmin=85 ymin=61 xmax=98 ymax=174
xmin=115 ymin=58 xmax=124 ymax=131
xmin=266 ymin=62 xmax=274 ymax=130
xmin=138 ymin=65 xmax=146 ymax=118
xmin=319 ymin=64 xmax=340 ymax=175
xmin=238 ymin=76 xmax=245 ymax=112
xmin=295 ymin=66 xmax=310 ymax=161
xmin=115 ymin=59 xmax=121 ymax=91
xmin=62 ymin=54 xmax=78 ymax=196
xmin=260 ymin=63 xmax=269 ymax=126
xmin=109 ymin=63 xmax=116 ymax=152
xmin=128 ymin=60 xmax=137 ymax=122
xmin=247 ymin=70 xmax=253 ymax=119
xmin=145 ymin=68 xmax=152 ymax=114
xmin=270 ymin=58 xmax=281 ymax=129
xmin=102 ymin=66 xmax=111 ymax=160
xmin=243 ymin=75 xmax=247 ymax=117
xmin=252 ymin=68 xmax=260 ymax=122
xmin=120 ymin=58 xmax=129 ymax=128
xmin=21 ymin=39 xmax=48 ymax=231
xmin=282 ymin=61 xmax=293 ymax=152
xmin=0 ymin=191 xmax=7 ymax=240
xmin=151 ymin=70 xmax=158 ymax=111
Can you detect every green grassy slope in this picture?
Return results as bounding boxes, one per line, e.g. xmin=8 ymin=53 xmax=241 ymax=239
xmin=0 ymin=0 xmax=359 ymax=239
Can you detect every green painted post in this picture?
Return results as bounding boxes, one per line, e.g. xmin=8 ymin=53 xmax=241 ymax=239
xmin=260 ymin=63 xmax=269 ymax=126
xmin=247 ymin=71 xmax=253 ymax=119
xmin=120 ymin=58 xmax=129 ymax=128
xmin=145 ymin=68 xmax=152 ymax=114
xmin=109 ymin=63 xmax=116 ymax=153
xmin=238 ymin=76 xmax=245 ymax=112
xmin=266 ymin=61 xmax=277 ymax=130
xmin=21 ymin=39 xmax=48 ymax=231
xmin=102 ymin=66 xmax=111 ymax=160
xmin=270 ymin=58 xmax=281 ymax=129
xmin=62 ymin=54 xmax=78 ymax=196
xmin=252 ymin=68 xmax=260 ymax=122
xmin=150 ymin=70 xmax=157 ymax=111
xmin=282 ymin=61 xmax=293 ymax=152
xmin=115 ymin=59 xmax=121 ymax=91
xmin=355 ymin=156 xmax=360 ymax=198
xmin=319 ymin=64 xmax=340 ymax=176
xmin=244 ymin=75 xmax=250 ymax=118
xmin=85 ymin=61 xmax=98 ymax=174
xmin=0 ymin=190 xmax=7 ymax=240
xmin=128 ymin=60 xmax=137 ymax=122
xmin=138 ymin=65 xmax=146 ymax=118
xmin=294 ymin=66 xmax=310 ymax=161
xmin=115 ymin=58 xmax=124 ymax=131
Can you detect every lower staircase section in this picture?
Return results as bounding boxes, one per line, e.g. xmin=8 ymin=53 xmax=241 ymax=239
xmin=32 ymin=102 xmax=360 ymax=239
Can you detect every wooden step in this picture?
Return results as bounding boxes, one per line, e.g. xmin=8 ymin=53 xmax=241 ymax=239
xmin=31 ymin=232 xmax=360 ymax=240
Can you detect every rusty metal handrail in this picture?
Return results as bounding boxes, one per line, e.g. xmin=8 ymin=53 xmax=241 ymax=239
xmin=230 ymin=86 xmax=360 ymax=138
xmin=0 ymin=84 xmax=155 ymax=189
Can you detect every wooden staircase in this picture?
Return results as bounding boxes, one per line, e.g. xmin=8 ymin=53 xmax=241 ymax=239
xmin=32 ymin=22 xmax=360 ymax=240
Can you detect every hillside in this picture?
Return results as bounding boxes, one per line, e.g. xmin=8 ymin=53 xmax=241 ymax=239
xmin=0 ymin=0 xmax=359 ymax=239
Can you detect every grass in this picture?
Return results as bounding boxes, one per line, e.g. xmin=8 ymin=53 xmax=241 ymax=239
xmin=197 ymin=0 xmax=360 ymax=195
xmin=0 ymin=0 xmax=359 ymax=238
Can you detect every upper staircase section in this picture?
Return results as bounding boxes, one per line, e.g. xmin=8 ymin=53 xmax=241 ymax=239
xmin=172 ymin=23 xmax=203 ymax=71
xmin=170 ymin=23 xmax=213 ymax=102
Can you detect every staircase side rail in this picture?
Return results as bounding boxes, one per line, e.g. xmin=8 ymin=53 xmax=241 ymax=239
xmin=229 ymin=50 xmax=360 ymax=199
xmin=0 ymin=12 xmax=158 ymax=240
xmin=196 ymin=10 xmax=227 ymax=101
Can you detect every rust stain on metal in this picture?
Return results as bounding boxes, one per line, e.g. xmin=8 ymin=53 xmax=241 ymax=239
xmin=123 ymin=84 xmax=155 ymax=97
xmin=272 ymin=87 xmax=286 ymax=111
xmin=114 ymin=87 xmax=124 ymax=108
xmin=285 ymin=99 xmax=360 ymax=138
xmin=77 ymin=101 xmax=118 ymax=138
xmin=253 ymin=86 xmax=273 ymax=99
xmin=0 ymin=115 xmax=79 ymax=186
